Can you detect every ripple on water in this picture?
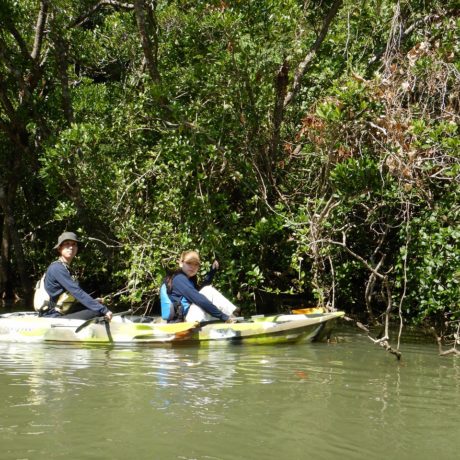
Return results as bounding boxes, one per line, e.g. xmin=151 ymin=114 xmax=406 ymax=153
xmin=1 ymin=336 xmax=460 ymax=460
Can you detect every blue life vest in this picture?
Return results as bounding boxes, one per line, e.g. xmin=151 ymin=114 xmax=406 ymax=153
xmin=160 ymin=283 xmax=190 ymax=322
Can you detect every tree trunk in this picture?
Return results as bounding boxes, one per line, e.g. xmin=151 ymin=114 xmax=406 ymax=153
xmin=0 ymin=184 xmax=32 ymax=304
xmin=133 ymin=0 xmax=161 ymax=84
xmin=257 ymin=0 xmax=343 ymax=206
xmin=0 ymin=222 xmax=14 ymax=302
xmin=284 ymin=0 xmax=343 ymax=107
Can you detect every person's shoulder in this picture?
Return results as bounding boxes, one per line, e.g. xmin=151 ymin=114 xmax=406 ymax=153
xmin=47 ymin=260 xmax=58 ymax=270
xmin=173 ymin=272 xmax=188 ymax=282
xmin=47 ymin=260 xmax=68 ymax=274
xmin=173 ymin=272 xmax=196 ymax=289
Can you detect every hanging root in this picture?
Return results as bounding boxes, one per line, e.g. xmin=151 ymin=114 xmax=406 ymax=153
xmin=356 ymin=321 xmax=402 ymax=360
xmin=431 ymin=327 xmax=460 ymax=356
xmin=370 ymin=336 xmax=402 ymax=360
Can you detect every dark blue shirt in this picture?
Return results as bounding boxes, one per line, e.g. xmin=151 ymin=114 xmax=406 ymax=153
xmin=169 ymin=269 xmax=229 ymax=321
xmin=44 ymin=260 xmax=108 ymax=315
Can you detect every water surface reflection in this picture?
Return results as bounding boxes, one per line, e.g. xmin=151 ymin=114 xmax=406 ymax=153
xmin=1 ymin=329 xmax=459 ymax=460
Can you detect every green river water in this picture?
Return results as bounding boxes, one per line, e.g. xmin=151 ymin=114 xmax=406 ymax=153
xmin=0 ymin=323 xmax=459 ymax=460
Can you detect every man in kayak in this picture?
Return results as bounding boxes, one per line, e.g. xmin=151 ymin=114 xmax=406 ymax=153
xmin=160 ymin=250 xmax=238 ymax=323
xmin=34 ymin=231 xmax=113 ymax=321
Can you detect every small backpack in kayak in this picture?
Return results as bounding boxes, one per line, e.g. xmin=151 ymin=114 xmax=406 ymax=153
xmin=33 ymin=262 xmax=77 ymax=314
xmin=160 ymin=282 xmax=188 ymax=322
xmin=33 ymin=274 xmax=49 ymax=312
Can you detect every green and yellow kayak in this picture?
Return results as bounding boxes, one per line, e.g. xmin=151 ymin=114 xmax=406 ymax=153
xmin=0 ymin=311 xmax=344 ymax=345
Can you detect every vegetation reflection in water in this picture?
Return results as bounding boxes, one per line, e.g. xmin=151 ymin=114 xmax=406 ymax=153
xmin=1 ymin=327 xmax=459 ymax=460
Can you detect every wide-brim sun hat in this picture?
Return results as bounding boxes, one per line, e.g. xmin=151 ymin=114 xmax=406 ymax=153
xmin=53 ymin=231 xmax=81 ymax=250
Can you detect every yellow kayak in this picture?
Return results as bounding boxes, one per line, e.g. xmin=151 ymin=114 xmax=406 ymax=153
xmin=0 ymin=311 xmax=344 ymax=345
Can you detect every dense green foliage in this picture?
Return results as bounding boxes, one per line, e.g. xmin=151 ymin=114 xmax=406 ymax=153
xmin=0 ymin=1 xmax=458 ymax=338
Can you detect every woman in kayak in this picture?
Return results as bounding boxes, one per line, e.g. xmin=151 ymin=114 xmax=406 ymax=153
xmin=161 ymin=250 xmax=238 ymax=323
xmin=35 ymin=231 xmax=112 ymax=321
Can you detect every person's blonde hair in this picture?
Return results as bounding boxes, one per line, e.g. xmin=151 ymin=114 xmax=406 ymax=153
xmin=180 ymin=250 xmax=201 ymax=265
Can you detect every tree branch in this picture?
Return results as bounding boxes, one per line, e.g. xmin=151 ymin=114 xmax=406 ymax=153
xmin=284 ymin=0 xmax=343 ymax=107
xmin=0 ymin=36 xmax=26 ymax=85
xmin=49 ymin=16 xmax=74 ymax=124
xmin=2 ymin=14 xmax=34 ymax=66
xmin=0 ymin=74 xmax=16 ymax=120
xmin=31 ymin=0 xmax=49 ymax=61
xmin=369 ymin=7 xmax=460 ymax=65
xmin=71 ymin=0 xmax=134 ymax=28
xmin=316 ymin=232 xmax=386 ymax=279
xmin=356 ymin=321 xmax=402 ymax=359
xmin=432 ymin=325 xmax=460 ymax=356
xmin=133 ymin=0 xmax=161 ymax=84
xmin=261 ymin=59 xmax=290 ymax=194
